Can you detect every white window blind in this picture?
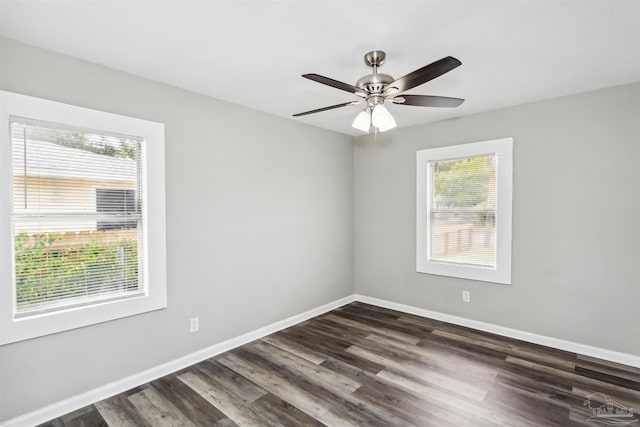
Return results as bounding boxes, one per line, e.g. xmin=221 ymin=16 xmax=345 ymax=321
xmin=10 ymin=118 xmax=145 ymax=317
xmin=429 ymin=154 xmax=497 ymax=267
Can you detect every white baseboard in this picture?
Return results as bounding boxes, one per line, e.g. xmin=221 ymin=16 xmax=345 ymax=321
xmin=354 ymin=294 xmax=640 ymax=368
xmin=6 ymin=292 xmax=639 ymax=426
xmin=1 ymin=294 xmax=355 ymax=427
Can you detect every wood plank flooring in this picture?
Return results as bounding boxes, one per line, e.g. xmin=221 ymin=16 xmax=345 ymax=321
xmin=40 ymin=302 xmax=640 ymax=426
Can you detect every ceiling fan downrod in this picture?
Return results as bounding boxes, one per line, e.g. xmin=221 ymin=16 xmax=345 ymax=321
xmin=357 ymin=51 xmax=395 ymax=102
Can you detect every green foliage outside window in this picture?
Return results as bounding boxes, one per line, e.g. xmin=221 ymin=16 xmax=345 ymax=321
xmin=14 ymin=232 xmax=139 ymax=309
xmin=433 ymin=155 xmax=494 ymax=208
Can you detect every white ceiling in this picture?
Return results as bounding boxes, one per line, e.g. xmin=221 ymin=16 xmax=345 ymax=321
xmin=1 ymin=1 xmax=639 ymax=136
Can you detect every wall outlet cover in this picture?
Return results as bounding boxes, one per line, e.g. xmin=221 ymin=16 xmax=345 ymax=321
xmin=189 ymin=317 xmax=199 ymax=333
xmin=462 ymin=291 xmax=471 ymax=303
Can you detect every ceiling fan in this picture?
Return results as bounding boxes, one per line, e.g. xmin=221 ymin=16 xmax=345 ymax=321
xmin=293 ymin=51 xmax=464 ymax=133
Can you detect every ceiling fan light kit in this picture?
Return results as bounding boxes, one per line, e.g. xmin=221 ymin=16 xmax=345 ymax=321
xmin=371 ymin=104 xmax=396 ymax=131
xmin=352 ymin=109 xmax=371 ymax=132
xmin=294 ymin=50 xmax=465 ymax=134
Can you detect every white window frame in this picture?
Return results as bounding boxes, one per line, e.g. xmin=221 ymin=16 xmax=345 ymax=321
xmin=416 ymin=138 xmax=513 ymax=285
xmin=0 ymin=91 xmax=167 ymax=345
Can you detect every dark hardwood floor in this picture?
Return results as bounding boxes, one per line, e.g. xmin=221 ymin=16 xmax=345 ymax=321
xmin=40 ymin=302 xmax=640 ymax=426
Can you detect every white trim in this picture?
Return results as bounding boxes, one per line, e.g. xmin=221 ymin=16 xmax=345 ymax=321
xmin=416 ymin=138 xmax=513 ymax=285
xmin=1 ymin=294 xmax=355 ymax=427
xmin=354 ymin=294 xmax=640 ymax=368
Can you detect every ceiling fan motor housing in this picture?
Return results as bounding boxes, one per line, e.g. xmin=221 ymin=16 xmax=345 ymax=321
xmin=356 ymin=73 xmax=394 ymax=95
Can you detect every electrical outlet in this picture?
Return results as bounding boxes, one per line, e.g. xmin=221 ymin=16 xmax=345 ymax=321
xmin=462 ymin=291 xmax=471 ymax=303
xmin=189 ymin=317 xmax=199 ymax=333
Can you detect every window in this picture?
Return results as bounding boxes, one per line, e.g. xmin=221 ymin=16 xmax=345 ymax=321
xmin=0 ymin=91 xmax=166 ymax=345
xmin=416 ymin=138 xmax=513 ymax=284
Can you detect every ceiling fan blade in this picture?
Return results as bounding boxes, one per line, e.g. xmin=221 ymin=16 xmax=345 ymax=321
xmin=393 ymin=95 xmax=464 ymax=108
xmin=387 ymin=56 xmax=461 ymax=94
xmin=293 ymin=101 xmax=359 ymax=117
xmin=302 ymin=74 xmax=363 ymax=95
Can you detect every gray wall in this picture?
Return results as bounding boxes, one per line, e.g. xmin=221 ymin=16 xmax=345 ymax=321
xmin=0 ymin=37 xmax=354 ymax=421
xmin=355 ymin=81 xmax=640 ymax=356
